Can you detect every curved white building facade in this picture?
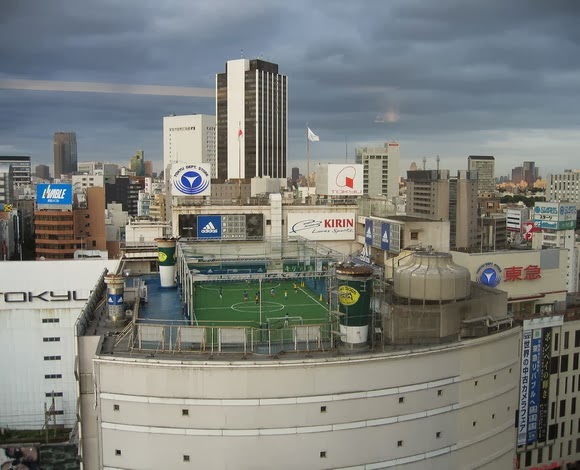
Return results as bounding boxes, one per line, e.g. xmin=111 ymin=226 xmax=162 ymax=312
xmin=80 ymin=328 xmax=520 ymax=470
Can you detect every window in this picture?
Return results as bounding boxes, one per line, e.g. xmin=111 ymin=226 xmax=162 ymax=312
xmin=182 ymin=409 xmax=189 ymax=416
xmin=43 ymin=356 xmax=61 ymax=361
xmin=115 ymin=450 xmax=122 ymax=456
xmin=114 ymin=404 xmax=120 ymax=411
xmin=398 ymin=397 xmax=405 ymax=404
xmin=437 ymin=389 xmax=442 ymax=396
xmin=509 ymin=368 xmax=512 ymax=374
xmin=561 ymin=355 xmax=569 ymax=373
xmin=44 ymin=374 xmax=62 ymax=379
xmin=320 ymin=451 xmax=326 ymax=458
xmin=575 ymin=330 xmax=580 ymax=348
xmin=560 ymin=400 xmax=567 ymax=418
xmin=436 ymin=432 xmax=442 ymax=439
xmin=45 ymin=392 xmax=63 ymax=397
xmin=549 ymin=424 xmax=557 ymax=440
xmin=551 ymin=402 xmax=556 ymax=420
xmin=472 ymin=421 xmax=477 ymax=427
xmin=551 ymin=356 xmax=559 ymax=374
xmin=397 ymin=440 xmax=403 ymax=447
xmin=42 ymin=318 xmax=60 ymax=323
xmin=410 ymin=231 xmax=419 ymax=240
xmin=493 ymin=374 xmax=497 ymax=380
xmin=525 ymin=451 xmax=532 ymax=467
xmin=320 ymin=406 xmax=327 ymax=413
xmin=474 ymin=380 xmax=478 ymax=386
xmin=492 ymin=413 xmax=495 ymax=419
xmin=183 ymin=455 xmax=190 ymax=462
xmin=555 ymin=333 xmax=559 ymax=352
xmin=43 ymin=337 xmax=61 ymax=342
xmin=537 ymin=447 xmax=543 ymax=464
xmin=565 ymin=332 xmax=570 ymax=349
xmin=574 ymin=353 xmax=579 ymax=371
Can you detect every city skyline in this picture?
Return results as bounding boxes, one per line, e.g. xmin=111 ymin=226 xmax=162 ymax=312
xmin=1 ymin=0 xmax=579 ymax=176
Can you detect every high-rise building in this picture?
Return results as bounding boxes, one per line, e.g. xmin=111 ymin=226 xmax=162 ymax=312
xmin=355 ymin=141 xmax=400 ymax=198
xmin=522 ymin=161 xmax=539 ymax=187
xmin=406 ymin=169 xmax=478 ymax=250
xmin=105 ymin=176 xmax=142 ymax=216
xmin=0 ymin=164 xmax=14 ymax=204
xmin=0 ymin=156 xmax=31 ymax=187
xmin=546 ymin=170 xmax=580 ymax=203
xmin=216 ymin=59 xmax=288 ymax=180
xmin=35 ymin=164 xmax=50 ymax=180
xmin=163 ymin=114 xmax=216 ymax=177
xmin=467 ymin=155 xmax=495 ymax=193
xmin=130 ymin=150 xmax=145 ymax=177
xmin=511 ymin=166 xmax=524 ymax=183
xmin=144 ymin=160 xmax=153 ymax=178
xmin=53 ymin=132 xmax=78 ymax=177
xmin=291 ymin=167 xmax=299 ymax=181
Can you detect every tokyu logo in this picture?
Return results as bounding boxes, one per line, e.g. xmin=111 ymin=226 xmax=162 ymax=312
xmin=338 ymin=285 xmax=361 ymax=306
xmin=201 ymin=222 xmax=218 ymax=234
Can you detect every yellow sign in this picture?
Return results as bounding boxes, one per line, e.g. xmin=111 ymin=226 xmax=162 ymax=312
xmin=3 ymin=204 xmax=12 ymax=212
xmin=158 ymin=252 xmax=167 ymax=262
xmin=338 ymin=285 xmax=360 ymax=306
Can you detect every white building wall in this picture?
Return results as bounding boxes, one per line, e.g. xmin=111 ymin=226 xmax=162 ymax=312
xmin=85 ymin=328 xmax=519 ymax=470
xmin=0 ymin=260 xmax=118 ymax=429
xmin=226 ymin=59 xmax=249 ymax=179
xmin=163 ymin=114 xmax=217 ymax=178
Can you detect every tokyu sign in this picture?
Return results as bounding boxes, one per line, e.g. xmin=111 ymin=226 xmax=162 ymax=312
xmin=0 ymin=291 xmax=89 ymax=303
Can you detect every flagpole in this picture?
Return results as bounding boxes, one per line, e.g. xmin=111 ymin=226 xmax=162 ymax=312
xmin=306 ymin=125 xmax=310 ymax=188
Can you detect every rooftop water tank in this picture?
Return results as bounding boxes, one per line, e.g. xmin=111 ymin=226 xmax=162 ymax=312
xmin=394 ymin=252 xmax=471 ymax=302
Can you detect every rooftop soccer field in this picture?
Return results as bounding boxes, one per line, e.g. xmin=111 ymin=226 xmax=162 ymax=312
xmin=192 ymin=279 xmax=328 ymax=328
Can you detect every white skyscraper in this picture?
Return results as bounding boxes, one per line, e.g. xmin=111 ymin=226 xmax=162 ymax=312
xmin=162 ymin=114 xmax=216 ymax=178
xmin=355 ymin=141 xmax=400 ymax=199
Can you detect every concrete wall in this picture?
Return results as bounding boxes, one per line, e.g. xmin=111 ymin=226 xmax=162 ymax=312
xmin=87 ymin=328 xmax=520 ymax=470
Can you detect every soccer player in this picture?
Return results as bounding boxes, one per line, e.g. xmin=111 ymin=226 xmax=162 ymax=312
xmin=270 ymin=288 xmax=275 ymax=297
xmin=255 ymin=293 xmax=260 ymax=305
xmin=284 ymin=313 xmax=289 ymax=327
xmin=243 ymin=290 xmax=248 ymax=301
xmin=293 ymin=282 xmax=298 ymax=294
xmin=284 ymin=289 xmax=288 ymax=299
xmin=219 ymin=286 xmax=223 ymax=300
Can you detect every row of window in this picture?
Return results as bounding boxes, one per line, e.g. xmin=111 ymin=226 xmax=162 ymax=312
xmin=44 ymin=356 xmax=61 ymax=361
xmin=522 ymin=438 xmax=580 ymax=467
xmin=42 ymin=318 xmax=60 ymax=323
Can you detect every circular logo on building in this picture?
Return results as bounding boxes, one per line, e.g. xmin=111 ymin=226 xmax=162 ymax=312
xmin=158 ymin=252 xmax=167 ymax=263
xmin=338 ymin=285 xmax=360 ymax=306
xmin=172 ymin=165 xmax=210 ymax=196
xmin=476 ymin=262 xmax=502 ymax=287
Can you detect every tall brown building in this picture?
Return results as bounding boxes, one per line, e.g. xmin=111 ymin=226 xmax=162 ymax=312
xmin=53 ymin=132 xmax=77 ymax=177
xmin=34 ymin=186 xmax=106 ymax=259
xmin=216 ymin=59 xmax=287 ymax=180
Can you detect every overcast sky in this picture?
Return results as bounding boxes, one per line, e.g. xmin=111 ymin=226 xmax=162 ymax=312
xmin=1 ymin=0 xmax=579 ymax=177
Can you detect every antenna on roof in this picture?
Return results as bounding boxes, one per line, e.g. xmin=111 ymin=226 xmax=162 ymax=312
xmin=436 ymin=155 xmax=440 ymax=172
xmin=422 ymin=156 xmax=427 ymax=170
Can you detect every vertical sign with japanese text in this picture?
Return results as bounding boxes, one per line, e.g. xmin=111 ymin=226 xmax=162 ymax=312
xmin=537 ymin=328 xmax=552 ymax=442
xmin=527 ymin=329 xmax=542 ymax=444
xmin=517 ymin=329 xmax=532 ymax=446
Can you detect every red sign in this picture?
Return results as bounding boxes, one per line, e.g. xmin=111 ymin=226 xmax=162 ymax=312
xmin=504 ymin=265 xmax=541 ymax=282
xmin=388 ymin=143 xmax=399 ymax=146
xmin=523 ymin=221 xmax=541 ymax=241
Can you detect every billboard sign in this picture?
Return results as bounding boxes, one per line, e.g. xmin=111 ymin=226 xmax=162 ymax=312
xmin=506 ymin=208 xmax=524 ymax=232
xmin=316 ymin=164 xmax=363 ymax=196
xmin=380 ymin=222 xmax=390 ymax=251
xmin=365 ymin=219 xmax=373 ymax=245
xmin=172 ymin=164 xmax=211 ymax=196
xmin=517 ymin=329 xmax=532 ymax=446
xmin=522 ymin=221 xmax=540 ymax=241
xmin=36 ymin=184 xmax=72 ymax=205
xmin=197 ymin=215 xmax=222 ymax=239
xmin=287 ymin=213 xmax=355 ymax=241
xmin=537 ymin=328 xmax=552 ymax=442
xmin=533 ymin=202 xmax=577 ymax=230
xmin=527 ymin=329 xmax=542 ymax=445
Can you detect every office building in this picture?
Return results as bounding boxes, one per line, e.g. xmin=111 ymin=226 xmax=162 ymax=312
xmin=406 ymin=169 xmax=479 ymax=251
xmin=163 ymin=114 xmax=216 ymax=177
xmin=355 ymin=141 xmax=400 ymax=198
xmin=216 ymin=59 xmax=287 ymax=180
xmin=467 ymin=155 xmax=495 ymax=193
xmin=546 ymin=170 xmax=580 ymax=204
xmin=0 ymin=155 xmax=32 ymax=187
xmin=105 ymin=176 xmax=142 ymax=217
xmin=130 ymin=150 xmax=145 ymax=177
xmin=53 ymin=132 xmax=78 ymax=177
xmin=291 ymin=167 xmax=299 ymax=181
xmin=0 ymin=164 xmax=14 ymax=204
xmin=523 ymin=161 xmax=539 ymax=187
xmin=512 ymin=166 xmax=524 ymax=183
xmin=35 ymin=164 xmax=50 ymax=180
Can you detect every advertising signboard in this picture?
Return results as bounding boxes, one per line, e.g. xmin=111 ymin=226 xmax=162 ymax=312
xmin=517 ymin=329 xmax=532 ymax=446
xmin=506 ymin=208 xmax=524 ymax=232
xmin=197 ymin=215 xmax=222 ymax=239
xmin=527 ymin=329 xmax=542 ymax=445
xmin=36 ymin=183 xmax=72 ymax=205
xmin=365 ymin=219 xmax=373 ymax=245
xmin=316 ymin=164 xmax=363 ymax=196
xmin=380 ymin=222 xmax=390 ymax=251
xmin=171 ymin=163 xmax=211 ymax=197
xmin=537 ymin=328 xmax=552 ymax=442
xmin=287 ymin=212 xmax=355 ymax=241
xmin=533 ymin=202 xmax=577 ymax=230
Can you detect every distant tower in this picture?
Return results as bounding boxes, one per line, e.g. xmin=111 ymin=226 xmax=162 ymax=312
xmin=53 ymin=132 xmax=78 ymax=178
xmin=422 ymin=157 xmax=426 ymax=170
xmin=436 ymin=155 xmax=440 ymax=172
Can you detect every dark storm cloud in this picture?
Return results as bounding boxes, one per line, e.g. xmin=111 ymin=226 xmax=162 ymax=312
xmin=1 ymin=0 xmax=579 ymax=174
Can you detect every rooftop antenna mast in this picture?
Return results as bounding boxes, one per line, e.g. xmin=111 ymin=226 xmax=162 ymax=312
xmin=422 ymin=156 xmax=427 ymax=170
xmin=240 ymin=49 xmax=244 ymax=58
xmin=436 ymin=155 xmax=440 ymax=172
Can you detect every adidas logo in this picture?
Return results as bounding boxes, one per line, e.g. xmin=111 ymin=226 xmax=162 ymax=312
xmin=382 ymin=231 xmax=389 ymax=242
xmin=201 ymin=222 xmax=218 ymax=234
xmin=366 ymin=228 xmax=372 ymax=238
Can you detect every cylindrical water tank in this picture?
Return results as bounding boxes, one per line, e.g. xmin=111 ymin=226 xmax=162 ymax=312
xmin=104 ymin=274 xmax=125 ymax=321
xmin=155 ymin=238 xmax=177 ymax=288
xmin=336 ymin=265 xmax=374 ymax=345
xmin=394 ymin=252 xmax=471 ymax=302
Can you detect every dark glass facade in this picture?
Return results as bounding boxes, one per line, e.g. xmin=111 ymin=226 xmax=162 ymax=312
xmin=53 ymin=132 xmax=77 ymax=177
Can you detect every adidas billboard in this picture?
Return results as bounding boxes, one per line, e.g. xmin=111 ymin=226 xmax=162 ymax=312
xmin=197 ymin=215 xmax=222 ymax=239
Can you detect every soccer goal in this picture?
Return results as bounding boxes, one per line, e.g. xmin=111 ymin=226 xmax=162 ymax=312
xmin=267 ymin=316 xmax=304 ymax=329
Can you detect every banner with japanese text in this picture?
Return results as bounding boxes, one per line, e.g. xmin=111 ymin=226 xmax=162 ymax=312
xmin=537 ymin=328 xmax=552 ymax=442
xmin=527 ymin=329 xmax=542 ymax=444
xmin=517 ymin=329 xmax=532 ymax=446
